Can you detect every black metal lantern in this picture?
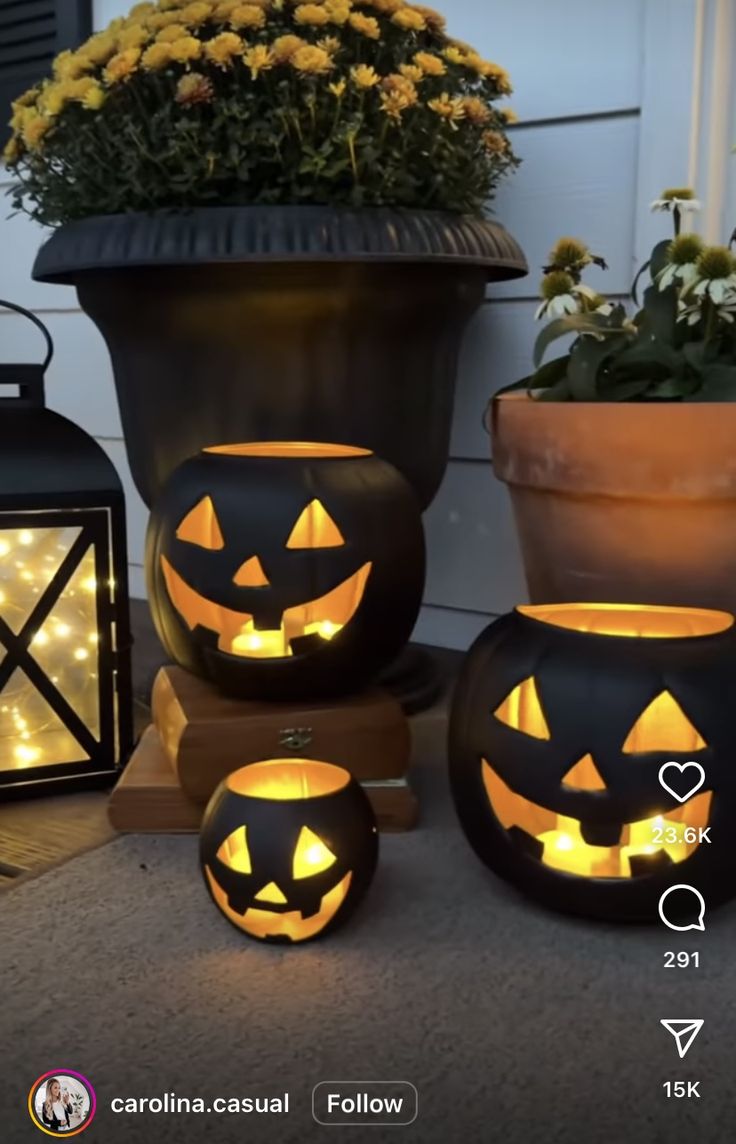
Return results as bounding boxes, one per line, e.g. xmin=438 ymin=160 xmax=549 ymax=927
xmin=146 ymin=442 xmax=425 ymax=701
xmin=449 ymin=603 xmax=736 ymax=922
xmin=0 ymin=300 xmax=133 ymax=796
xmin=200 ymin=758 xmax=379 ymax=943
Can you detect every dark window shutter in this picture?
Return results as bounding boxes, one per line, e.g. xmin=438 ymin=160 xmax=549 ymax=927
xmin=1 ymin=0 xmax=92 ymax=147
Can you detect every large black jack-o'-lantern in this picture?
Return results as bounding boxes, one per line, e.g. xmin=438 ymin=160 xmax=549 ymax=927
xmin=146 ymin=443 xmax=425 ymax=700
xmin=200 ymin=758 xmax=378 ymax=943
xmin=449 ymin=604 xmax=736 ymax=922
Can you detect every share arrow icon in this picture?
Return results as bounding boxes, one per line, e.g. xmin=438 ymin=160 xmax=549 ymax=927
xmin=660 ymin=1019 xmax=704 ymax=1059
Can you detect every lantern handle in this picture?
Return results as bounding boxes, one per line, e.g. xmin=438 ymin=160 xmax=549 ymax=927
xmin=0 ymin=298 xmax=54 ymax=373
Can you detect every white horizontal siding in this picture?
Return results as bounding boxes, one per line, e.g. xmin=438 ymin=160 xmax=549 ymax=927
xmin=423 ymin=459 xmax=527 ymax=617
xmin=96 ymin=438 xmax=149 ymax=568
xmin=425 ymin=0 xmax=644 ymax=123
xmin=492 ymin=113 xmax=641 ymax=300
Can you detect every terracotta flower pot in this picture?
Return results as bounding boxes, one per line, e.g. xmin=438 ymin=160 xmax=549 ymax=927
xmin=492 ymin=392 xmax=736 ymax=611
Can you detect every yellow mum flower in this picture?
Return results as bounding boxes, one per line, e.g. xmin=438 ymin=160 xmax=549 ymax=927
xmin=271 ymin=34 xmax=305 ymax=62
xmin=428 ymin=92 xmax=466 ymax=121
xmin=380 ymin=90 xmax=411 ymax=121
xmin=230 ymin=4 xmax=267 ymax=28
xmin=140 ymin=43 xmax=173 ymax=70
xmin=104 ymin=47 xmax=143 ymax=83
xmin=3 ymin=136 xmax=21 ymax=165
xmin=82 ymin=83 xmax=106 ymax=111
xmin=324 ymin=0 xmax=351 ymax=24
xmin=482 ymin=129 xmax=508 ymax=154
xmin=382 ymin=73 xmax=418 ymax=104
xmin=328 ymin=78 xmax=347 ymax=96
xmin=146 ymin=10 xmax=191 ymax=28
xmin=399 ymin=63 xmax=423 ymax=83
xmin=214 ymin=0 xmax=244 ymax=14
xmin=204 ymin=31 xmax=245 ymax=67
xmin=412 ymin=4 xmax=445 ymax=29
xmin=413 ymin=51 xmax=444 ymax=76
xmin=244 ymin=44 xmax=274 ymax=76
xmin=180 ymin=2 xmax=214 ymax=24
xmin=361 ymin=0 xmax=403 ymax=12
xmin=38 ymin=84 xmax=67 ymax=117
xmin=156 ymin=24 xmax=190 ymax=42
xmin=129 ymin=2 xmax=156 ymax=18
xmin=391 ymin=7 xmax=425 ymax=30
xmin=462 ymin=96 xmax=491 ymax=124
xmin=83 ymin=33 xmax=118 ymax=66
xmin=294 ymin=4 xmax=330 ymax=25
xmin=53 ymin=50 xmax=93 ymax=82
xmin=476 ymin=58 xmax=513 ymax=94
xmin=442 ymin=46 xmax=465 ymax=66
xmin=351 ymin=64 xmax=380 ymax=88
xmin=317 ymin=35 xmax=341 ymax=53
xmin=169 ymin=37 xmax=204 ymax=62
xmin=348 ymin=12 xmax=380 ymax=37
xmin=176 ymin=72 xmax=215 ymax=104
xmin=118 ymin=25 xmax=150 ymax=49
xmin=499 ymin=106 xmax=518 ymax=123
xmin=23 ymin=113 xmax=51 ymax=150
xmin=12 ymin=87 xmax=40 ymax=110
xmin=291 ymin=44 xmax=334 ymax=74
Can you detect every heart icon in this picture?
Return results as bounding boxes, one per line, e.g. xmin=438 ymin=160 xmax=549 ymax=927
xmin=658 ymin=761 xmax=706 ymax=804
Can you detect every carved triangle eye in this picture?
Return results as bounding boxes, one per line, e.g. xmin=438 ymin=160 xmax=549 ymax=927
xmin=562 ymin=755 xmax=607 ymax=792
xmin=292 ymin=825 xmax=337 ymax=879
xmin=176 ymin=496 xmax=224 ymax=550
xmin=286 ymin=500 xmax=345 ymax=549
xmin=622 ymin=691 xmax=707 ymax=754
xmin=216 ymin=825 xmax=252 ymax=873
xmin=494 ymin=677 xmax=551 ymax=740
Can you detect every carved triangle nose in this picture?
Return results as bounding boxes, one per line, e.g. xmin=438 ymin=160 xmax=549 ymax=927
xmin=254 ymin=881 xmax=287 ymax=905
xmin=233 ymin=556 xmax=269 ymax=587
xmin=562 ymin=754 xmax=607 ymax=792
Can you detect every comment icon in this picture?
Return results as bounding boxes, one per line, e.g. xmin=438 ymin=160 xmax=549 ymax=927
xmin=658 ymin=884 xmax=705 ymax=932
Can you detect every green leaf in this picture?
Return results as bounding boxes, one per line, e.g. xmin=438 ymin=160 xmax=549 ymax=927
xmin=526 ymin=354 xmax=569 ymax=391
xmin=533 ymin=379 xmax=573 ymax=401
xmin=649 ymin=238 xmax=672 ymax=281
xmin=533 ymin=313 xmax=629 ymax=369
xmin=638 ymin=283 xmax=678 ymax=343
xmin=567 ymin=333 xmax=631 ymax=400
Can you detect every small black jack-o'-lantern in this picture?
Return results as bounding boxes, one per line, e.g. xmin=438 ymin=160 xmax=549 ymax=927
xmin=146 ymin=443 xmax=425 ymax=700
xmin=200 ymin=758 xmax=378 ymax=943
xmin=449 ymin=604 xmax=736 ymax=921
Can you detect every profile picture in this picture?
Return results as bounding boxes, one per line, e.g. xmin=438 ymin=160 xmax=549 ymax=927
xmin=28 ymin=1071 xmax=97 ymax=1137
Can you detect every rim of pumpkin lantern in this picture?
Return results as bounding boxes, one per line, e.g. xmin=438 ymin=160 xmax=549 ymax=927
xmin=513 ymin=603 xmax=735 ymax=640
xmin=31 ymin=206 xmax=529 ymax=285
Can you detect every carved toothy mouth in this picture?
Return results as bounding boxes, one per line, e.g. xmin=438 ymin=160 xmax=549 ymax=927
xmin=161 ymin=557 xmax=371 ymax=658
xmin=204 ymin=867 xmax=353 ymax=941
xmin=481 ymin=759 xmax=713 ymax=879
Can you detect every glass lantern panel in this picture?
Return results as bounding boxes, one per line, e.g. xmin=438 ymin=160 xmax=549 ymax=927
xmin=0 ymin=667 xmax=89 ymax=771
xmin=0 ymin=526 xmax=83 ymax=635
xmin=29 ymin=546 xmax=101 ymax=739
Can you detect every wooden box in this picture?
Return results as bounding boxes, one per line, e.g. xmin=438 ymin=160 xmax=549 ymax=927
xmin=152 ymin=666 xmax=412 ymax=805
xmin=109 ymin=726 xmax=419 ymax=834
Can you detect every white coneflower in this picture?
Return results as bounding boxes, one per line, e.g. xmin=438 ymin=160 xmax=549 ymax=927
xmin=650 ymin=187 xmax=702 ymax=213
xmin=658 ymin=233 xmax=704 ymax=291
xmin=689 ymin=246 xmax=736 ymax=304
xmin=535 ymin=271 xmax=598 ymax=320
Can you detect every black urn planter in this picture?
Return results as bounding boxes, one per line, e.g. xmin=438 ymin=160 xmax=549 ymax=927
xmin=32 ymin=206 xmax=527 ymax=512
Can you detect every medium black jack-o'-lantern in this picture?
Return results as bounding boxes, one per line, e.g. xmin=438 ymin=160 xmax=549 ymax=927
xmin=449 ymin=604 xmax=736 ymax=921
xmin=146 ymin=443 xmax=425 ymax=700
xmin=200 ymin=758 xmax=378 ymax=943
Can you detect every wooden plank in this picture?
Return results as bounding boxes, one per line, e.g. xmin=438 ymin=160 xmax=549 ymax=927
xmin=438 ymin=0 xmax=644 ymax=124
xmin=109 ymin=725 xmax=419 ymax=833
xmin=491 ymin=114 xmax=641 ymax=301
xmin=152 ymin=666 xmax=412 ymax=804
xmin=423 ymin=460 xmax=528 ymax=617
